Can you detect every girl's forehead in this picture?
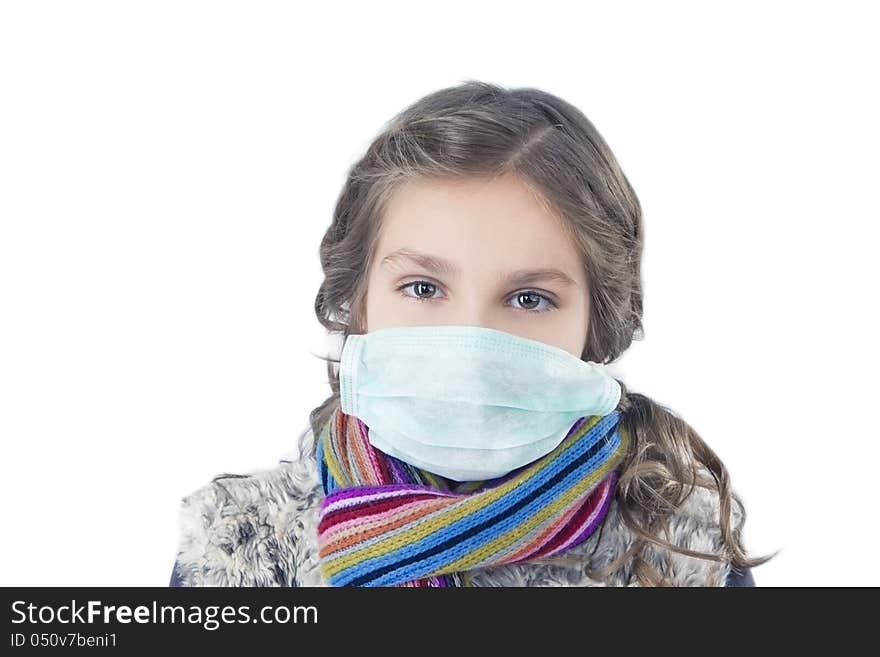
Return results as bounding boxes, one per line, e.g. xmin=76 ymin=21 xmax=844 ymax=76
xmin=377 ymin=176 xmax=584 ymax=282
xmin=385 ymin=173 xmax=551 ymax=224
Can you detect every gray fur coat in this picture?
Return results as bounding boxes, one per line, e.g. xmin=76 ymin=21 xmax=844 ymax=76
xmin=171 ymin=430 xmax=750 ymax=587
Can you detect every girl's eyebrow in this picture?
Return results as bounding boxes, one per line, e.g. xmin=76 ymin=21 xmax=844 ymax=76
xmin=381 ymin=248 xmax=459 ymax=277
xmin=380 ymin=247 xmax=578 ymax=288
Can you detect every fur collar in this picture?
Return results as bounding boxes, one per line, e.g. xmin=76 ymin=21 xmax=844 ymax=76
xmin=173 ymin=432 xmax=741 ymax=587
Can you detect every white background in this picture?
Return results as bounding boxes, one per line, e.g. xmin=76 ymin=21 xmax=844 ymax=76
xmin=1 ymin=1 xmax=877 ymax=586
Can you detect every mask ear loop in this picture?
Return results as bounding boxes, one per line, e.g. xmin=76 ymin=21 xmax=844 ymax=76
xmin=599 ymin=373 xmax=623 ymax=416
xmin=338 ymin=333 xmax=365 ymax=417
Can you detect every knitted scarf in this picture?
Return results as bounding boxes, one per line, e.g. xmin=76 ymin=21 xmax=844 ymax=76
xmin=315 ymin=406 xmax=629 ymax=587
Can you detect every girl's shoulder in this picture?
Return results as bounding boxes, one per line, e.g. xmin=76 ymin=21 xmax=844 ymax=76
xmin=171 ymin=440 xmax=326 ymax=587
xmin=464 ymin=465 xmax=747 ymax=587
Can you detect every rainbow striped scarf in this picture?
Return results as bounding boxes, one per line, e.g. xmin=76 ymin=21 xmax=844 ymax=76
xmin=315 ymin=406 xmax=629 ymax=587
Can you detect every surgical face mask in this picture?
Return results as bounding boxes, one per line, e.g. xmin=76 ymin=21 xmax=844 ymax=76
xmin=338 ymin=324 xmax=621 ymax=482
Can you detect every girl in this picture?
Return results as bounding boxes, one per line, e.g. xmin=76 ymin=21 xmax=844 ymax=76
xmin=170 ymin=80 xmax=774 ymax=587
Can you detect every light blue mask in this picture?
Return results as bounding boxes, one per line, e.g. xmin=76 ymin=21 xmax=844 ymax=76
xmin=339 ymin=324 xmax=621 ymax=482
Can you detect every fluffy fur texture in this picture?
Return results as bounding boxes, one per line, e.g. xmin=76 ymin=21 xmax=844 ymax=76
xmin=173 ymin=430 xmax=742 ymax=587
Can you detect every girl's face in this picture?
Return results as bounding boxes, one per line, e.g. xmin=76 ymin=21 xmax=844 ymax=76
xmin=363 ymin=173 xmax=590 ymax=358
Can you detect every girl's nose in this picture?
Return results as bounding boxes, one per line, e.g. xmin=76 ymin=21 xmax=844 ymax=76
xmin=442 ymin=299 xmax=505 ymax=334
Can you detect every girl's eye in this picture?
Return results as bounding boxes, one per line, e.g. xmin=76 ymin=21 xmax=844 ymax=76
xmin=509 ymin=291 xmax=557 ymax=313
xmin=397 ymin=281 xmax=443 ymax=302
xmin=396 ymin=281 xmax=557 ymax=314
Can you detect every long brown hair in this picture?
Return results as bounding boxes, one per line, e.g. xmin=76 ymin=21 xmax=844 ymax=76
xmin=300 ymin=80 xmax=776 ymax=585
